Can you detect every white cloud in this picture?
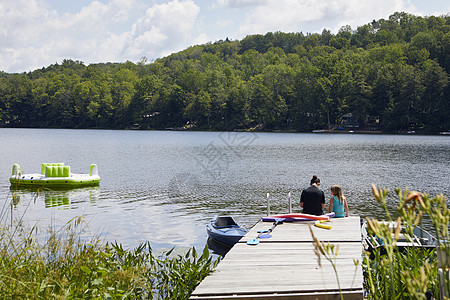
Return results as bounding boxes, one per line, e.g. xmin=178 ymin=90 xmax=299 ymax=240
xmin=0 ymin=0 xmax=201 ymax=73
xmin=192 ymin=33 xmax=210 ymax=46
xmin=234 ymin=0 xmax=418 ymax=36
xmin=124 ymin=0 xmax=200 ymax=59
xmin=0 ymin=0 xmax=447 ymax=73
xmin=0 ymin=0 xmax=55 ymax=47
xmin=327 ymin=0 xmax=417 ymax=32
xmin=217 ymin=0 xmax=267 ymax=8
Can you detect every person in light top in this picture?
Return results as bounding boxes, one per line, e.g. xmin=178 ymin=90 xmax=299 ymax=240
xmin=328 ymin=185 xmax=349 ymax=218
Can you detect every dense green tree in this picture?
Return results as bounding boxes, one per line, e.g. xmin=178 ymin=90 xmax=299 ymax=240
xmin=127 ymin=75 xmax=164 ymax=126
xmin=418 ymin=60 xmax=449 ymax=132
xmin=110 ymin=68 xmax=138 ymax=127
xmin=290 ymin=59 xmax=323 ymax=130
xmin=0 ymin=12 xmax=448 ymax=133
xmin=3 ymin=75 xmax=33 ymax=127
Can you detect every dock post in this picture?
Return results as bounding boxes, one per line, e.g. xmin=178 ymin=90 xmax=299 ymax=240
xmin=267 ymin=193 xmax=270 ymax=216
xmin=288 ymin=192 xmax=292 ymax=213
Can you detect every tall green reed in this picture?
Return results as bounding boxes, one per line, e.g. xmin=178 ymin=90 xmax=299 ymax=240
xmin=0 ymin=190 xmax=220 ymax=299
xmin=363 ymin=184 xmax=449 ymax=300
xmin=310 ymin=185 xmax=448 ymax=299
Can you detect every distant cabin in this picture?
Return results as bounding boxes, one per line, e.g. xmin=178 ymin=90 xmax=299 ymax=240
xmin=340 ymin=113 xmax=359 ymax=129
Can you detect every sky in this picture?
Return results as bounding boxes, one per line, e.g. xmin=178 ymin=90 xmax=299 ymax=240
xmin=1 ymin=0 xmax=449 ymax=73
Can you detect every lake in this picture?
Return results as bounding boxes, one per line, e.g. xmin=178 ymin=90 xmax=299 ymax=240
xmin=1 ymin=128 xmax=449 ymax=251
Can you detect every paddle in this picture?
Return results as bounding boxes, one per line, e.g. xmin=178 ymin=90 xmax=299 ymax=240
xmin=247 ymin=218 xmax=284 ymax=245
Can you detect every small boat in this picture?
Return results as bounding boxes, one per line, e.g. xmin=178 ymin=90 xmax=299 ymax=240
xmin=206 ymin=216 xmax=249 ymax=246
xmin=10 ymin=163 xmax=100 ymax=188
xmin=361 ymin=220 xmax=438 ymax=253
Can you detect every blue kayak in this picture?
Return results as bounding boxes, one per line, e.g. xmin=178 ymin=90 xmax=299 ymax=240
xmin=206 ymin=216 xmax=249 ymax=246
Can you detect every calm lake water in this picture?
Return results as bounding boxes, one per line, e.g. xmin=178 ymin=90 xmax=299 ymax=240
xmin=0 ymin=128 xmax=449 ymax=251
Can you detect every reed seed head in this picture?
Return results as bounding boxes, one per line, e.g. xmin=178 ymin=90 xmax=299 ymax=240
xmin=371 ymin=183 xmax=380 ymax=203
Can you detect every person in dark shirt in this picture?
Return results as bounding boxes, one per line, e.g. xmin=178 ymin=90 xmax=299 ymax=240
xmin=300 ymin=175 xmax=325 ymax=215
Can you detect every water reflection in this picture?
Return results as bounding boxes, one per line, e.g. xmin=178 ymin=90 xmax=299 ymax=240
xmin=9 ymin=186 xmax=100 ymax=209
xmin=207 ymin=237 xmax=232 ymax=257
xmin=45 ymin=194 xmax=70 ymax=208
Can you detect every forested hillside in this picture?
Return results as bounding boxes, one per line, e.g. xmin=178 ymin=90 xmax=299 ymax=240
xmin=0 ymin=12 xmax=449 ymax=133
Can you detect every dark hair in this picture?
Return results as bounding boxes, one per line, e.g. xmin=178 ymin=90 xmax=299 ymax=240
xmin=310 ymin=175 xmax=320 ymax=185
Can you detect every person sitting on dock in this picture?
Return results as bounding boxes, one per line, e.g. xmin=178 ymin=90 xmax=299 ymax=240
xmin=328 ymin=185 xmax=349 ymax=217
xmin=300 ymin=175 xmax=326 ymax=215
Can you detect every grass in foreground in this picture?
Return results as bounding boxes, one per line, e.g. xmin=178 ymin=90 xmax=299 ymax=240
xmin=0 ymin=193 xmax=220 ymax=299
xmin=311 ymin=185 xmax=449 ymax=300
xmin=362 ymin=186 xmax=449 ymax=300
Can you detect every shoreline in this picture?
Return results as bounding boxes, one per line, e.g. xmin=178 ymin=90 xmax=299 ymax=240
xmin=1 ymin=126 xmax=449 ymax=136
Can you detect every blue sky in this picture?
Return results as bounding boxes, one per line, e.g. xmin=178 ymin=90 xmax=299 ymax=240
xmin=1 ymin=0 xmax=449 ymax=73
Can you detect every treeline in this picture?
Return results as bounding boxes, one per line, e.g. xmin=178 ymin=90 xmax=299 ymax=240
xmin=0 ymin=12 xmax=449 ymax=133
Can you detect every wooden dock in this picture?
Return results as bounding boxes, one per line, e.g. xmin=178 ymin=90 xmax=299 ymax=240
xmin=191 ymin=216 xmax=364 ymax=299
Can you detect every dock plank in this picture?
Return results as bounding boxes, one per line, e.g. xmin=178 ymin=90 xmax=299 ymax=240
xmin=191 ymin=216 xmax=364 ymax=299
xmin=240 ymin=217 xmax=362 ymax=243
